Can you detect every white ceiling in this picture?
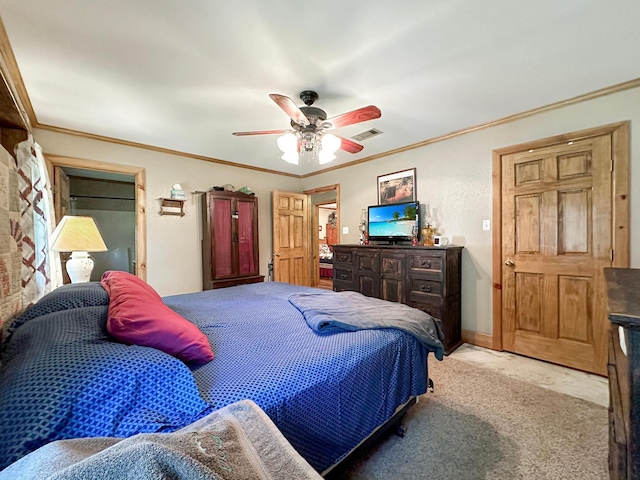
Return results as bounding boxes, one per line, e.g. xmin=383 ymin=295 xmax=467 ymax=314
xmin=1 ymin=0 xmax=639 ymax=176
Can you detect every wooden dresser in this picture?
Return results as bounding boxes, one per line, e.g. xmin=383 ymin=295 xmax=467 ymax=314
xmin=605 ymin=268 xmax=640 ymax=480
xmin=332 ymin=244 xmax=463 ymax=354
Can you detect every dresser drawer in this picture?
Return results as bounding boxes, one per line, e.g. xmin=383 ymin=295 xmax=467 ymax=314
xmin=409 ymin=252 xmax=444 ymax=279
xmin=334 ymin=251 xmax=353 ymax=264
xmin=408 ymin=299 xmax=443 ymax=320
xmin=410 ymin=278 xmax=442 ymax=296
xmin=333 ymin=280 xmax=354 ymax=292
xmin=333 ymin=267 xmax=354 ymax=283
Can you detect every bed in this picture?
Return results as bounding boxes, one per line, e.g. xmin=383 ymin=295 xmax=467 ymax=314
xmin=0 ymin=278 xmax=443 ymax=474
xmin=319 ymin=243 xmax=333 ymax=278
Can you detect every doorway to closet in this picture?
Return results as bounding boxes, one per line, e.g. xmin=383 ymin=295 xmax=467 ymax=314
xmin=46 ymin=155 xmax=147 ymax=282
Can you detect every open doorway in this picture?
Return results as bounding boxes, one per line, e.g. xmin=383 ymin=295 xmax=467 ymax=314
xmin=46 ymin=155 xmax=147 ymax=281
xmin=303 ymin=184 xmax=340 ymax=289
xmin=317 ymin=202 xmax=336 ymax=290
xmin=60 ymin=167 xmax=136 ymax=281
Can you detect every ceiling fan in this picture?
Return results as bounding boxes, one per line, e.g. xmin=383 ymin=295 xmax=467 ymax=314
xmin=232 ymin=91 xmax=381 ymax=164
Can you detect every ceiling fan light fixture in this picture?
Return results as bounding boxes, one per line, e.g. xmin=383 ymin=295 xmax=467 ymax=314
xmin=235 ymin=91 xmax=378 ymax=167
xmin=321 ymin=133 xmax=341 ymax=154
xmin=281 ymin=151 xmax=299 ymax=165
xmin=318 ymin=150 xmax=336 ymax=165
xmin=277 ymin=132 xmax=297 ymax=154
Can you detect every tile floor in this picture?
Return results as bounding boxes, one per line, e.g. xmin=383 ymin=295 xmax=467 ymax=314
xmin=449 ymin=344 xmax=609 ymax=407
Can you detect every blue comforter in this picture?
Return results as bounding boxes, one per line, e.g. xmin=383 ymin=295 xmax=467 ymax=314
xmin=0 ymin=282 xmax=430 ymax=472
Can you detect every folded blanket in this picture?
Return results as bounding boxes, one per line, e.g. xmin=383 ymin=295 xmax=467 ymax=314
xmin=0 ymin=400 xmax=322 ymax=480
xmin=289 ymin=291 xmax=445 ymax=360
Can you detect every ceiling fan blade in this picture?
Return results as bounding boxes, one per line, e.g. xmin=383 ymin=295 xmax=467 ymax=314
xmin=337 ymin=136 xmax=364 ymax=154
xmin=269 ymin=94 xmax=310 ymax=126
xmin=328 ymin=105 xmax=381 ymax=129
xmin=232 ymin=129 xmax=290 ymax=136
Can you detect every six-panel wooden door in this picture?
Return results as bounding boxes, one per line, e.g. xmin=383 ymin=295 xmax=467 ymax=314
xmin=501 ymin=135 xmax=612 ymax=375
xmin=272 ymin=190 xmax=310 ymax=286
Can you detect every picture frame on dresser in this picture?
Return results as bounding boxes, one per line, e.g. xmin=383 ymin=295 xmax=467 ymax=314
xmin=377 ymin=168 xmax=416 ymax=205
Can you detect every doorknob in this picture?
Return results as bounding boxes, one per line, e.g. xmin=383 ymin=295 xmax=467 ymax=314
xmin=504 ymin=259 xmax=515 ymax=267
xmin=274 ymin=253 xmax=280 ymax=257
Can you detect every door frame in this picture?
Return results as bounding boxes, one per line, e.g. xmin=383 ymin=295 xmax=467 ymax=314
xmin=303 ymin=184 xmax=340 ymax=286
xmin=45 ymin=154 xmax=147 ymax=281
xmin=491 ymin=122 xmax=630 ymax=351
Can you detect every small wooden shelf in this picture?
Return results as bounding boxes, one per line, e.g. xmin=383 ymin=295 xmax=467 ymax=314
xmin=159 ymin=198 xmax=185 ymax=216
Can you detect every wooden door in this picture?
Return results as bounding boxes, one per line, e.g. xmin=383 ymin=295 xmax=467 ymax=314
xmin=53 ymin=166 xmax=71 ymax=284
xmin=502 ymin=135 xmax=612 ymax=375
xmin=272 ymin=190 xmax=310 ymax=286
xmin=53 ymin=166 xmax=70 ymax=220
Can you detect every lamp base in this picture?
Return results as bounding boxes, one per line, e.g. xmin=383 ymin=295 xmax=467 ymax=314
xmin=66 ymin=251 xmax=94 ymax=283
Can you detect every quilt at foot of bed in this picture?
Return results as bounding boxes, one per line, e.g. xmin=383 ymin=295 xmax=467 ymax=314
xmin=0 ymin=400 xmax=322 ymax=480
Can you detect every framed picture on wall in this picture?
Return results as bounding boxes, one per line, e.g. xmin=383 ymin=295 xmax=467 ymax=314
xmin=377 ymin=168 xmax=416 ymax=205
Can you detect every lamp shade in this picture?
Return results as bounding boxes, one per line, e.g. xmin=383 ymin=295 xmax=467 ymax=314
xmin=50 ymin=216 xmax=108 ymax=253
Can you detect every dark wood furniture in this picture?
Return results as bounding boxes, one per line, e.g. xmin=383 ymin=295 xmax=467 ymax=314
xmin=605 ymin=268 xmax=640 ymax=480
xmin=332 ymin=244 xmax=463 ymax=354
xmin=201 ymin=191 xmax=263 ymax=289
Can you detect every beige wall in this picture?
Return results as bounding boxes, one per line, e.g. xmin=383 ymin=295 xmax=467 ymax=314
xmin=33 ymin=129 xmax=301 ymax=296
xmin=302 ymin=86 xmax=640 ymax=336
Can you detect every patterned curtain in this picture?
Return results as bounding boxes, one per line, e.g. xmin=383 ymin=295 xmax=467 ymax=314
xmin=0 ymin=146 xmax=23 ymax=340
xmin=15 ymin=137 xmax=62 ymax=306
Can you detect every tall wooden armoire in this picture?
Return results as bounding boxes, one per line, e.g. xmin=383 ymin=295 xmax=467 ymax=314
xmin=201 ymin=190 xmax=264 ymax=289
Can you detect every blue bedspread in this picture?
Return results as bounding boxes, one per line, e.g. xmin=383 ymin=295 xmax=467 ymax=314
xmin=0 ymin=281 xmax=429 ymax=473
xmin=0 ymin=283 xmax=211 ymax=471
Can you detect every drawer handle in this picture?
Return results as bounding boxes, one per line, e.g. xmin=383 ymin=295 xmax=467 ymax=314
xmin=339 ymin=273 xmax=347 ymax=280
xmin=421 ymin=285 xmax=432 ymax=293
xmin=339 ymin=255 xmax=348 ymax=261
xmin=421 ymin=260 xmax=432 ymax=268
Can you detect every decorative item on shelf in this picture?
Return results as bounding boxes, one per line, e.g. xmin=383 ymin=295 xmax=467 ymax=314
xmin=433 ymin=235 xmax=449 ymax=246
xmin=422 ymin=223 xmax=435 ymax=246
xmin=358 ymin=208 xmax=367 ymax=245
xmin=50 ymin=215 xmax=108 ymax=283
xmin=411 ymin=225 xmax=419 ymax=246
xmin=363 ymin=232 xmax=369 ymax=245
xmin=159 ymin=198 xmax=186 ymax=217
xmin=170 ymin=183 xmax=185 ymax=200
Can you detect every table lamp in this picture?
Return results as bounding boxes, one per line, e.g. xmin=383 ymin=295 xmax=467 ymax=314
xmin=50 ymin=215 xmax=108 ymax=283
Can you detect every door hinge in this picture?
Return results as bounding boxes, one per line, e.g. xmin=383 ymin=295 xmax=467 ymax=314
xmin=610 ymin=250 xmax=614 ymax=262
xmin=610 ymin=159 xmax=614 ymax=172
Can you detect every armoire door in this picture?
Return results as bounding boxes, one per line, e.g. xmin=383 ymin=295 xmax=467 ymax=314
xmin=236 ymin=197 xmax=259 ymax=276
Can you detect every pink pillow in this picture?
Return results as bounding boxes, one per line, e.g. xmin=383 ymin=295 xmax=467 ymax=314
xmin=101 ymin=271 xmax=214 ymax=364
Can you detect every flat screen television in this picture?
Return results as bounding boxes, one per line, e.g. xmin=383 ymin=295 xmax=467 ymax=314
xmin=367 ymin=201 xmax=419 ymax=244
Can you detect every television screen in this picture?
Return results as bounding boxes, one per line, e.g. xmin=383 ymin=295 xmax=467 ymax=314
xmin=368 ymin=201 xmax=419 ymax=242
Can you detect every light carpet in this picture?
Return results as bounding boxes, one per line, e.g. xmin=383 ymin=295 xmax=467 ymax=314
xmin=332 ymin=356 xmax=608 ymax=479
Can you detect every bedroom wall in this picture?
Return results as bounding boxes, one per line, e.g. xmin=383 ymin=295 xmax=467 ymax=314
xmin=32 ymin=129 xmax=301 ymax=296
xmin=302 ymin=85 xmax=640 ymax=338
xmin=29 ymin=85 xmax=640 ymax=337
